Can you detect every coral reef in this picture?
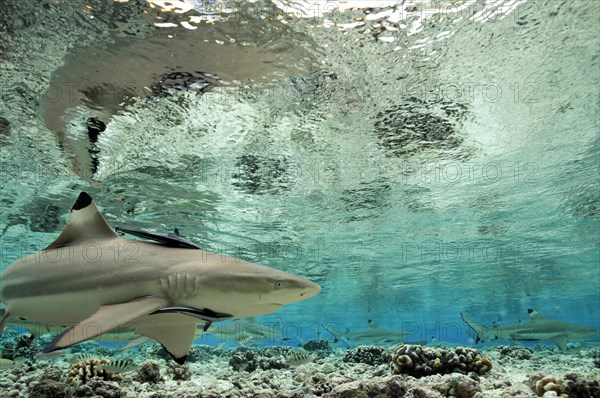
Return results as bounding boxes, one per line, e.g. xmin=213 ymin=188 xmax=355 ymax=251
xmin=28 ymin=379 xmax=72 ymax=398
xmin=166 ymin=362 xmax=191 ymax=381
xmin=342 ymin=345 xmax=391 ymax=366
xmin=327 ymin=376 xmax=409 ymax=398
xmin=229 ymin=348 xmax=289 ymax=372
xmin=302 ymin=339 xmax=332 ymax=353
xmin=0 ymin=343 xmax=599 ymax=398
xmin=187 ymin=345 xmax=226 ymax=362
xmin=135 ymin=361 xmax=163 ymax=383
xmin=494 ymin=345 xmax=533 ymax=360
xmin=529 ymin=372 xmax=600 ymax=398
xmin=390 ymin=345 xmax=492 ymax=377
xmin=592 ymin=349 xmax=600 ymax=368
xmin=65 ymin=359 xmax=121 ymax=386
xmin=324 ymin=376 xmax=478 ymax=398
xmin=436 ymin=374 xmax=483 ymax=398
xmin=528 ymin=373 xmax=568 ymax=396
xmin=1 ymin=334 xmax=40 ymax=360
xmin=38 ymin=366 xmax=64 ymax=382
xmin=74 ymin=379 xmax=123 ymax=398
xmin=563 ymin=373 xmax=600 ymax=398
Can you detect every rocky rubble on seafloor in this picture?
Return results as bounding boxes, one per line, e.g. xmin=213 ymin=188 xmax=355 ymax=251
xmin=0 ymin=344 xmax=599 ymax=398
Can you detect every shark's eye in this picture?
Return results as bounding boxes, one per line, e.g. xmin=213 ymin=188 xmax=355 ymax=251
xmin=275 ymin=281 xmax=285 ymax=289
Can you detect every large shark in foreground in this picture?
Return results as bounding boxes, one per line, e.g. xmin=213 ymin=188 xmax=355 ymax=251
xmin=461 ymin=310 xmax=598 ymax=349
xmin=0 ymin=192 xmax=320 ymax=363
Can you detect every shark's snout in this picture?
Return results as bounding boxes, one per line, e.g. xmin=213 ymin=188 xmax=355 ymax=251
xmin=299 ymin=280 xmax=321 ymax=300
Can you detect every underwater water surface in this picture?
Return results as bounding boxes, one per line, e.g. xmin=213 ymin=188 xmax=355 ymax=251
xmin=0 ymin=0 xmax=599 ymax=385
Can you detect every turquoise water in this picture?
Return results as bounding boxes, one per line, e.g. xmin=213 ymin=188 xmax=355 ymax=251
xmin=0 ymin=0 xmax=599 ymax=353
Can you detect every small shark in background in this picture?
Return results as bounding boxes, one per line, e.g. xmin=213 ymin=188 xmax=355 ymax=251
xmin=322 ymin=320 xmax=411 ymax=348
xmin=461 ymin=309 xmax=599 ymax=349
xmin=0 ymin=192 xmax=320 ymax=363
xmin=204 ymin=318 xmax=282 ymax=345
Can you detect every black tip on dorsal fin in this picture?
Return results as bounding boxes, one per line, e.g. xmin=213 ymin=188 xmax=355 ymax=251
xmin=72 ymin=192 xmax=93 ymax=211
xmin=527 ymin=308 xmax=534 ymax=313
xmin=174 ymin=228 xmax=180 ymax=236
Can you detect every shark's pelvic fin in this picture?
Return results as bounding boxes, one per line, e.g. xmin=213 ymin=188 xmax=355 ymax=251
xmin=115 ymin=226 xmax=201 ymax=250
xmin=135 ymin=313 xmax=198 ymax=363
xmin=550 ymin=334 xmax=568 ymax=349
xmin=43 ymin=296 xmax=169 ymax=353
xmin=45 ymin=192 xmax=117 ymax=251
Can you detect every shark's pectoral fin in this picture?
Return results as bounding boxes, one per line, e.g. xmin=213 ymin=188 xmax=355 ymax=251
xmin=550 ymin=334 xmax=568 ymax=349
xmin=43 ymin=296 xmax=169 ymax=353
xmin=135 ymin=314 xmax=199 ymax=364
xmin=45 ymin=192 xmax=117 ymax=250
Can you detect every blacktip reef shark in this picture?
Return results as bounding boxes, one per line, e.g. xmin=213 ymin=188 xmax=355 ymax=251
xmin=0 ymin=192 xmax=320 ymax=363
xmin=461 ymin=309 xmax=599 ymax=349
xmin=322 ymin=320 xmax=411 ymax=348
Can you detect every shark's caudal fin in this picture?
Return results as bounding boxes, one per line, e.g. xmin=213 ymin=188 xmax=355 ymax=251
xmin=460 ymin=313 xmax=487 ymax=343
xmin=45 ymin=192 xmax=117 ymax=250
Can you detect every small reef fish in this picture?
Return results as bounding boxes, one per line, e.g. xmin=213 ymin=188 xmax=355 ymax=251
xmin=461 ymin=309 xmax=599 ymax=349
xmin=284 ymin=350 xmax=316 ymax=367
xmin=0 ymin=357 xmax=26 ymax=369
xmin=99 ymin=359 xmax=139 ymax=373
xmin=34 ymin=348 xmax=72 ymax=361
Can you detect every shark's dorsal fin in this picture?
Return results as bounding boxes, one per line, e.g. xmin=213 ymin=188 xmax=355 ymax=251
xmin=115 ymin=226 xmax=201 ymax=249
xmin=528 ymin=309 xmax=545 ymax=319
xmin=368 ymin=319 xmax=379 ymax=328
xmin=45 ymin=192 xmax=117 ymax=251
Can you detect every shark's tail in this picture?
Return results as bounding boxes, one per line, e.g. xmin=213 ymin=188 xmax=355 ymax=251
xmin=460 ymin=313 xmax=488 ymax=343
